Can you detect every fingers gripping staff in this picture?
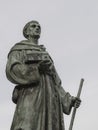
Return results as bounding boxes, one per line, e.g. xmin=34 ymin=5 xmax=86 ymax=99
xmin=69 ymin=78 xmax=84 ymax=130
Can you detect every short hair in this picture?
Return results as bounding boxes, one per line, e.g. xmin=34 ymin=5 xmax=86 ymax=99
xmin=23 ymin=20 xmax=40 ymax=39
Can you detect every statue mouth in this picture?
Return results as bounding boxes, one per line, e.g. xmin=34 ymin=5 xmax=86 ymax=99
xmin=35 ymin=30 xmax=40 ymax=33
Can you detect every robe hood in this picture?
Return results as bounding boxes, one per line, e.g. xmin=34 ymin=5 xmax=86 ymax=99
xmin=8 ymin=40 xmax=46 ymax=58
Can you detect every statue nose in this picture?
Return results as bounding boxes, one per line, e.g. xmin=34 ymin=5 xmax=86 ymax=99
xmin=36 ymin=27 xmax=39 ymax=30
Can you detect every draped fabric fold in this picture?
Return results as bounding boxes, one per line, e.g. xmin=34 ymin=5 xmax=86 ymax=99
xmin=6 ymin=40 xmax=73 ymax=130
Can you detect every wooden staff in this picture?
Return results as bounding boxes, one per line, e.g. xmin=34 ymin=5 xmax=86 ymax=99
xmin=69 ymin=78 xmax=84 ymax=130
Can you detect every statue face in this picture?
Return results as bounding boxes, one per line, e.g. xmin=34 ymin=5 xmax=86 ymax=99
xmin=26 ymin=22 xmax=41 ymax=39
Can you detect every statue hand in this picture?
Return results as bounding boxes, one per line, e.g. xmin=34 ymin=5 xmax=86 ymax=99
xmin=39 ymin=60 xmax=52 ymax=73
xmin=72 ymin=97 xmax=81 ymax=108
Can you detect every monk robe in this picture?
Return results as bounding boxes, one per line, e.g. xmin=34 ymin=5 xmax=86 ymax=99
xmin=6 ymin=40 xmax=74 ymax=130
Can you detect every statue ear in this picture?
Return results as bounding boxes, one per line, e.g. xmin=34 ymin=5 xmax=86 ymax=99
xmin=26 ymin=28 xmax=29 ymax=35
xmin=25 ymin=28 xmax=30 ymax=39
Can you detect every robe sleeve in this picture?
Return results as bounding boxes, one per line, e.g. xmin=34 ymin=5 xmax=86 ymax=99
xmin=51 ymin=66 xmax=74 ymax=115
xmin=59 ymin=86 xmax=74 ymax=115
xmin=6 ymin=50 xmax=40 ymax=85
xmin=42 ymin=53 xmax=74 ymax=115
xmin=12 ymin=85 xmax=19 ymax=104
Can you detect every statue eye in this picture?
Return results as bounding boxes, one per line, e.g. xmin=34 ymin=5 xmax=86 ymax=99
xmin=31 ymin=24 xmax=36 ymax=28
xmin=38 ymin=25 xmax=41 ymax=29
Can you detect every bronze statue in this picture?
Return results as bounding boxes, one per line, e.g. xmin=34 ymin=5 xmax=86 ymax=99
xmin=6 ymin=21 xmax=81 ymax=130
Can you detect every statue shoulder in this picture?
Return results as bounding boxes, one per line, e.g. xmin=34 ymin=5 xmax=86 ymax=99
xmin=7 ymin=41 xmax=24 ymax=57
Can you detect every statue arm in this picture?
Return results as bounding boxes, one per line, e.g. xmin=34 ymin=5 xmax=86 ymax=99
xmin=38 ymin=53 xmax=75 ymax=114
xmin=59 ymin=86 xmax=75 ymax=115
xmin=6 ymin=51 xmax=40 ymax=85
xmin=51 ymin=66 xmax=74 ymax=115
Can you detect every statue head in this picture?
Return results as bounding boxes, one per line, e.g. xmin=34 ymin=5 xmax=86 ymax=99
xmin=23 ymin=20 xmax=41 ymax=40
